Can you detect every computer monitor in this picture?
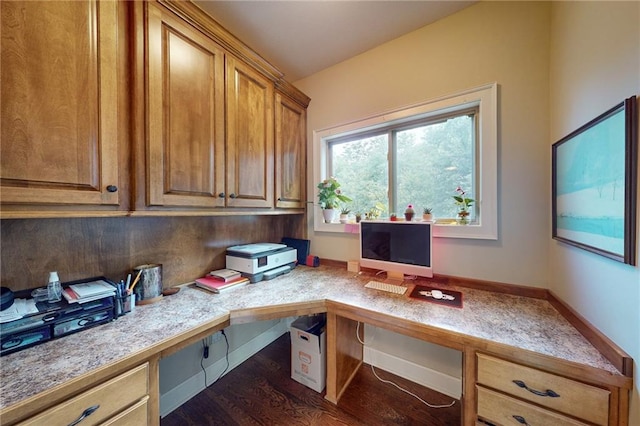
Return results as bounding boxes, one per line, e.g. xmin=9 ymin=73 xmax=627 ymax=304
xmin=359 ymin=220 xmax=433 ymax=278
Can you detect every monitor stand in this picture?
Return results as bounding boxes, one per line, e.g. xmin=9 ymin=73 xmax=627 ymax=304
xmin=386 ymin=270 xmax=404 ymax=281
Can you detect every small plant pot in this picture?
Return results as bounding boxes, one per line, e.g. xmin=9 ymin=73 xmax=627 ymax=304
xmin=422 ymin=213 xmax=433 ymax=221
xmin=404 ymin=213 xmax=414 ymax=221
xmin=322 ymin=208 xmax=336 ymax=223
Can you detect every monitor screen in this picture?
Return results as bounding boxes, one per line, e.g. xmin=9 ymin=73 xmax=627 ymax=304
xmin=359 ymin=221 xmax=432 ymax=278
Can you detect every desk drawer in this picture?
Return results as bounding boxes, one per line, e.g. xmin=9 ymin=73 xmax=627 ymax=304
xmin=477 ymin=386 xmax=588 ymax=426
xmin=100 ymin=396 xmax=148 ymax=426
xmin=477 ymin=353 xmax=609 ymax=425
xmin=18 ymin=363 xmax=148 ymax=426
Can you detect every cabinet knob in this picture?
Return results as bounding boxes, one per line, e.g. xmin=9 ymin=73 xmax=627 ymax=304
xmin=229 ymin=193 xmax=237 ymax=199
xmin=106 ymin=185 xmax=118 ymax=193
xmin=218 ymin=192 xmax=225 ymax=198
xmin=68 ymin=405 xmax=100 ymax=426
xmin=512 ymin=380 xmax=560 ymax=398
xmin=512 ymin=415 xmax=530 ymax=426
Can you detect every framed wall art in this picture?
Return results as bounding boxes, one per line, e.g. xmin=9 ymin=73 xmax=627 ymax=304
xmin=552 ymin=95 xmax=638 ymax=265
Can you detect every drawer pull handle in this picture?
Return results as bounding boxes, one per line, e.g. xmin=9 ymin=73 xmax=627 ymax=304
xmin=512 ymin=380 xmax=560 ymax=397
xmin=68 ymin=405 xmax=100 ymax=426
xmin=513 ymin=415 xmax=530 ymax=425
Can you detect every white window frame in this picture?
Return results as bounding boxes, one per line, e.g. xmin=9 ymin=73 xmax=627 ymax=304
xmin=313 ymin=82 xmax=498 ymax=240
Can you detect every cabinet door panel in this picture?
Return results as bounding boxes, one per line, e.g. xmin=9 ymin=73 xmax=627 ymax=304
xmin=1 ymin=0 xmax=119 ymax=206
xmin=275 ymin=93 xmax=306 ymax=208
xmin=226 ymin=57 xmax=274 ymax=208
xmin=147 ymin=4 xmax=225 ymax=207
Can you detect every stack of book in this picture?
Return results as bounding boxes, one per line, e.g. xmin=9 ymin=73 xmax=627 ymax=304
xmin=63 ymin=279 xmax=116 ymax=304
xmin=195 ymin=269 xmax=249 ymax=294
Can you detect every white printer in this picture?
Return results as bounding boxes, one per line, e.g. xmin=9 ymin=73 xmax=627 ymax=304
xmin=226 ymin=243 xmax=297 ymax=283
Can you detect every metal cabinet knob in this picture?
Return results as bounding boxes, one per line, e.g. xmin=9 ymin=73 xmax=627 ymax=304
xmin=106 ymin=185 xmax=118 ymax=193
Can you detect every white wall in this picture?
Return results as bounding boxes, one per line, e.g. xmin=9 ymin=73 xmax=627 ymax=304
xmin=548 ymin=2 xmax=640 ymax=423
xmin=296 ymin=1 xmax=639 ymax=422
xmin=296 ymin=1 xmax=551 ymax=288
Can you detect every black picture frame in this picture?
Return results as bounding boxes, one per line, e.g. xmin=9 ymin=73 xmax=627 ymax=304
xmin=552 ymin=96 xmax=637 ymax=265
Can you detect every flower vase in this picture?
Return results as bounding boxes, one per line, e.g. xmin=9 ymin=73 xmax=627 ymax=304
xmin=322 ymin=208 xmax=336 ymax=223
xmin=457 ymin=211 xmax=469 ymax=225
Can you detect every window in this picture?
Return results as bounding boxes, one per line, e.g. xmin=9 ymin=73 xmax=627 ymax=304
xmin=314 ymin=83 xmax=497 ymax=240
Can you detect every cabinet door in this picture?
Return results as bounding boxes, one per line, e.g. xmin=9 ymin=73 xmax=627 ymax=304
xmin=226 ymin=56 xmax=274 ymax=208
xmin=146 ymin=3 xmax=225 ymax=208
xmin=275 ymin=93 xmax=306 ymax=209
xmin=1 ymin=0 xmax=120 ymax=207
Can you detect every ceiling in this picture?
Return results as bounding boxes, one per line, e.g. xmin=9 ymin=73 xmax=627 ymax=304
xmin=193 ymin=1 xmax=477 ymax=82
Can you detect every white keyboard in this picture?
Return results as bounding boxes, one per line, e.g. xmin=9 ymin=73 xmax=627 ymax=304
xmin=364 ymin=280 xmax=407 ymax=295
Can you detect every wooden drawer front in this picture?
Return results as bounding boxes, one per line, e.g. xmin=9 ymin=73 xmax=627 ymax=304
xmin=100 ymin=396 xmax=149 ymax=426
xmin=477 ymin=354 xmax=609 ymax=426
xmin=478 ymin=386 xmax=588 ymax=426
xmin=18 ymin=363 xmax=148 ymax=426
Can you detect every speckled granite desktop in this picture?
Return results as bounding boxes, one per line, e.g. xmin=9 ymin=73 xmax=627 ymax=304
xmin=0 ymin=265 xmax=622 ymax=411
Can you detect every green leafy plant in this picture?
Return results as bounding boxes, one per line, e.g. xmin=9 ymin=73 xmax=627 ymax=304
xmin=317 ymin=177 xmax=351 ymax=209
xmin=423 ymin=207 xmax=433 ymax=214
xmin=453 ymin=186 xmax=474 ymax=224
xmin=340 ymin=207 xmax=351 ymax=215
xmin=364 ymin=202 xmax=386 ymax=220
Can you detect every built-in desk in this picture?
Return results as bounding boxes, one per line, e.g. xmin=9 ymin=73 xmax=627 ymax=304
xmin=0 ymin=266 xmax=633 ymax=425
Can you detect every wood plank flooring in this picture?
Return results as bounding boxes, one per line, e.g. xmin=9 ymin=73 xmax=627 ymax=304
xmin=161 ymin=333 xmax=461 ymax=425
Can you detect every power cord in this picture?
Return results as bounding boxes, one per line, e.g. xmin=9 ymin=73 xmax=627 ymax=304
xmin=201 ymin=329 xmax=230 ymax=388
xmin=355 ymin=322 xmax=456 ymax=409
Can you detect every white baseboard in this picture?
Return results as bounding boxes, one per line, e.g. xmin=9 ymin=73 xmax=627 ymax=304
xmin=160 ymin=319 xmax=292 ymax=418
xmin=363 ymin=346 xmax=462 ymax=399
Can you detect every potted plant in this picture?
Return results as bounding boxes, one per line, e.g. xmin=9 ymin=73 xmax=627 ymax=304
xmin=422 ymin=207 xmax=433 ymax=221
xmin=453 ymin=186 xmax=474 ymax=225
xmin=355 ymin=212 xmax=362 ymax=223
xmin=317 ymin=177 xmax=351 ymax=223
xmin=339 ymin=206 xmax=351 ymax=223
xmin=390 ymin=213 xmax=397 ymax=221
xmin=404 ymin=204 xmax=415 ymax=221
xmin=364 ymin=202 xmax=385 ymax=220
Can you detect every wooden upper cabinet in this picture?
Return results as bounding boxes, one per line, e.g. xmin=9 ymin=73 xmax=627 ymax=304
xmin=275 ymin=92 xmax=306 ymax=209
xmin=0 ymin=0 xmax=121 ymax=210
xmin=146 ymin=3 xmax=225 ymax=208
xmin=225 ymin=56 xmax=274 ymax=208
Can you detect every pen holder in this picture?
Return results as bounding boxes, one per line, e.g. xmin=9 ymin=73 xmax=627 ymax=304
xmin=116 ymin=293 xmax=134 ymax=317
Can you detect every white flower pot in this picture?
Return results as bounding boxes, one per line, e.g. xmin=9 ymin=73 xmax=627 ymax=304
xmin=422 ymin=213 xmax=433 ymax=221
xmin=322 ymin=208 xmax=336 ymax=223
xmin=339 ymin=214 xmax=348 ymax=224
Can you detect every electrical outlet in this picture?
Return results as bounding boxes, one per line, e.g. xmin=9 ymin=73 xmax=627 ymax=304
xmin=211 ymin=331 xmax=223 ymax=343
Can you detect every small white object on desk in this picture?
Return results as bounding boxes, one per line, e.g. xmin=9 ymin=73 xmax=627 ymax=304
xmin=418 ymin=289 xmax=455 ymax=300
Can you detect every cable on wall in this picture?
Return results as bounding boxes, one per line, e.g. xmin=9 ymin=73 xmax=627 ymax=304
xmin=356 ymin=321 xmax=456 ymax=409
xmin=200 ymin=330 xmax=230 ymax=388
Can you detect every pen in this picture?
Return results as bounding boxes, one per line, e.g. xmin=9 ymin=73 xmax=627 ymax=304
xmin=128 ymin=270 xmax=143 ymax=295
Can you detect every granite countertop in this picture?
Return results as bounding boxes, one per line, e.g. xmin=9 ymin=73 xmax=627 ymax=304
xmin=0 ymin=265 xmax=624 ymax=412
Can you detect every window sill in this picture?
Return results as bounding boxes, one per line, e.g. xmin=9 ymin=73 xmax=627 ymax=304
xmin=314 ymin=216 xmax=496 ymax=240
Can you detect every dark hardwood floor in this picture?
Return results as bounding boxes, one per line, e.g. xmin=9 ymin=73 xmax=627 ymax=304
xmin=161 ymin=333 xmax=461 ymax=425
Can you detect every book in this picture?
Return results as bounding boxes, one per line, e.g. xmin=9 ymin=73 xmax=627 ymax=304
xmin=208 ymin=269 xmax=242 ymax=282
xmin=195 ymin=276 xmax=249 ymax=293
